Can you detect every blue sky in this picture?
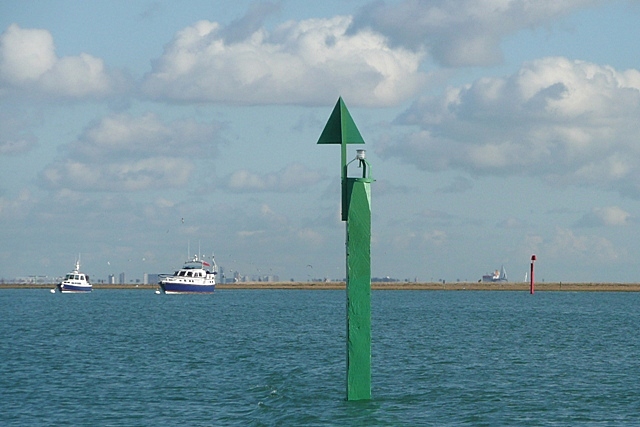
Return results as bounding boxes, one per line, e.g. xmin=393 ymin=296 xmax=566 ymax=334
xmin=2 ymin=0 xmax=640 ymax=283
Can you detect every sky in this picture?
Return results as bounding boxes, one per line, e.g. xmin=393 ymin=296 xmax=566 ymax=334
xmin=2 ymin=0 xmax=640 ymax=283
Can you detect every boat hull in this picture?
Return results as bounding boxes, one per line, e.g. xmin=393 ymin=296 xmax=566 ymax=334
xmin=160 ymin=282 xmax=215 ymax=294
xmin=59 ymin=283 xmax=92 ymax=293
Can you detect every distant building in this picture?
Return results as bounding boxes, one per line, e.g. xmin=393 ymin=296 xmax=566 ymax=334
xmin=119 ymin=272 xmax=125 ymax=284
xmin=147 ymin=274 xmax=161 ymax=285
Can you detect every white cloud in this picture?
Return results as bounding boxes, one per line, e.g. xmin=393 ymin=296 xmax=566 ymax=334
xmin=389 ymin=229 xmax=447 ymax=251
xmin=350 ymin=0 xmax=598 ymax=66
xmin=39 ymin=113 xmax=223 ymax=192
xmin=75 ymin=113 xmax=222 ymax=159
xmin=0 ymin=24 xmax=125 ymax=98
xmin=142 ymin=16 xmax=427 ymax=106
xmin=154 ymin=197 xmax=176 ymax=209
xmin=0 ymin=189 xmax=34 ymax=219
xmin=41 ymin=157 xmax=192 ymax=192
xmin=422 ymin=229 xmax=447 ymax=245
xmin=0 ymin=109 xmax=38 ymax=155
xmin=382 ymin=57 xmax=640 ymax=198
xmin=237 ymin=230 xmax=266 ymax=238
xmin=233 ymin=202 xmax=326 ymax=249
xmin=498 ymin=217 xmax=527 ymax=229
xmin=0 ymin=134 xmax=34 ymax=154
xmin=597 ymin=206 xmax=632 ymax=226
xmin=575 ymin=206 xmax=632 ymax=227
xmin=226 ymin=163 xmax=324 ymax=192
xmin=39 ymin=53 xmax=113 ymax=97
xmin=296 ymin=227 xmax=325 ymax=246
xmin=547 ymin=227 xmax=623 ymax=262
xmin=0 ymin=25 xmax=55 ymax=83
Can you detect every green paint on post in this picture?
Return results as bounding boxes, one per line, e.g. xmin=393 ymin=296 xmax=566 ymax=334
xmin=317 ymin=97 xmax=372 ymax=401
xmin=346 ymin=177 xmax=372 ymax=401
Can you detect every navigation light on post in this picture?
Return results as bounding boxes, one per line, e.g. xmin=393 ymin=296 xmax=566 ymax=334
xmin=348 ymin=149 xmax=371 ymax=179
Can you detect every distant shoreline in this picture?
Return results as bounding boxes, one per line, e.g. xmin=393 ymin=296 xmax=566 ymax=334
xmin=3 ymin=282 xmax=640 ymax=291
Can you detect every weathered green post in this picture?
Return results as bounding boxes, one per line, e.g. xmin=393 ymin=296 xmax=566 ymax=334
xmin=317 ymin=97 xmax=373 ymax=401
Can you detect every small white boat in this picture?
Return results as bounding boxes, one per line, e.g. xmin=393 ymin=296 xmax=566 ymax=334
xmin=55 ymin=258 xmax=92 ymax=293
xmin=158 ymin=255 xmax=217 ymax=294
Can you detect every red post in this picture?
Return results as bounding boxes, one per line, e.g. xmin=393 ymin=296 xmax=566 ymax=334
xmin=530 ymin=254 xmax=536 ymax=294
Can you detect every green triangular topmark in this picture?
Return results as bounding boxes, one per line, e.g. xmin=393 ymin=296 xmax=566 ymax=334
xmin=317 ymin=97 xmax=365 ymax=145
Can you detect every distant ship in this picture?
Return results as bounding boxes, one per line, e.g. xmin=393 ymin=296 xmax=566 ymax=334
xmin=54 ymin=258 xmax=92 ymax=293
xmin=482 ymin=265 xmax=508 ymax=282
xmin=158 ymin=255 xmax=217 ymax=294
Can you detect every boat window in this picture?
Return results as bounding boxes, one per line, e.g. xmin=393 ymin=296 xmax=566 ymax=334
xmin=74 ymin=275 xmax=79 ymax=280
xmin=187 ymin=272 xmax=193 ymax=277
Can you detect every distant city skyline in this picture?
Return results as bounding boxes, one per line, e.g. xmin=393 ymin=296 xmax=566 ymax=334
xmin=2 ymin=1 xmax=640 ymax=283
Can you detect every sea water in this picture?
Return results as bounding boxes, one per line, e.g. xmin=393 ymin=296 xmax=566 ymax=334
xmin=1 ymin=289 xmax=639 ymax=426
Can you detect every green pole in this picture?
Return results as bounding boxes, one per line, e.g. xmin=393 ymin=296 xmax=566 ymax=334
xmin=345 ymin=176 xmax=372 ymax=400
xmin=318 ymin=98 xmax=372 ymax=401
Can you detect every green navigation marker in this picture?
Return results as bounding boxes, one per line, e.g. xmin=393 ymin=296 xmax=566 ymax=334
xmin=317 ymin=97 xmax=366 ymax=221
xmin=317 ymin=97 xmax=373 ymax=401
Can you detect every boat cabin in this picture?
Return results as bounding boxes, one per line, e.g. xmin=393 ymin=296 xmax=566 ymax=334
xmin=175 ymin=270 xmax=206 ymax=278
xmin=65 ymin=273 xmax=88 ymax=281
